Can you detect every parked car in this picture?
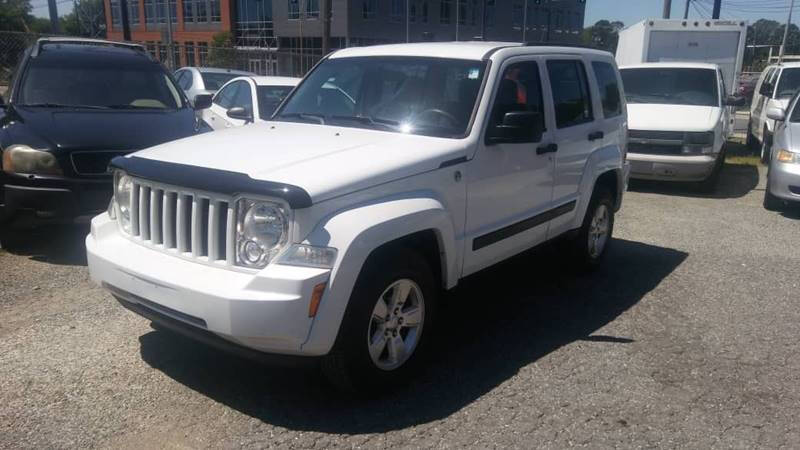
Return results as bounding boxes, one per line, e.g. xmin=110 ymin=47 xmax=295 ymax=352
xmin=620 ymin=62 xmax=745 ymax=190
xmin=173 ymin=67 xmax=254 ymax=105
xmin=87 ymin=42 xmax=629 ymax=392
xmin=0 ymin=38 xmax=211 ymax=227
xmin=748 ymin=62 xmax=800 ymax=162
xmin=762 ymin=93 xmax=800 ymax=210
xmin=202 ymin=76 xmax=300 ymax=130
xmin=737 ymin=73 xmax=758 ymax=103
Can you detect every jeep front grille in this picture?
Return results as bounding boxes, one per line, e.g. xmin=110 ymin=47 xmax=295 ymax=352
xmin=127 ymin=177 xmax=235 ymax=265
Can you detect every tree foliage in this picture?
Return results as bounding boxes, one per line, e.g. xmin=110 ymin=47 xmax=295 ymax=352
xmin=582 ymin=20 xmax=625 ymax=53
xmin=207 ymin=31 xmax=237 ymax=68
xmin=0 ymin=0 xmax=34 ymax=31
xmin=745 ymin=19 xmax=800 ymax=70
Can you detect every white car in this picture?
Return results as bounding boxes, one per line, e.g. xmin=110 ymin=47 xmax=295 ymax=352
xmin=749 ymin=62 xmax=800 ymax=163
xmin=202 ymin=76 xmax=300 ymax=130
xmin=87 ymin=42 xmax=630 ymax=392
xmin=620 ymin=62 xmax=744 ymax=190
xmin=173 ymin=66 xmax=254 ymax=105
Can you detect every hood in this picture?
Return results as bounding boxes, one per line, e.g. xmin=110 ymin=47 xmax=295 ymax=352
xmin=132 ymin=121 xmax=468 ymax=204
xmin=626 ymin=103 xmax=720 ymax=132
xmin=2 ymin=106 xmax=200 ymax=152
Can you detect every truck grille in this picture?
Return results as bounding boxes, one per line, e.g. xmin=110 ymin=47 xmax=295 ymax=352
xmin=628 ymin=130 xmax=685 ymax=141
xmin=628 ymin=130 xmax=685 ymax=156
xmin=628 ymin=142 xmax=684 ymax=155
xmin=128 ymin=177 xmax=235 ymax=265
xmin=71 ymin=151 xmax=129 ymax=175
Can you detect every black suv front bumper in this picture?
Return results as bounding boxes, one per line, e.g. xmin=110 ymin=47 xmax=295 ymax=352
xmin=0 ymin=171 xmax=111 ymax=224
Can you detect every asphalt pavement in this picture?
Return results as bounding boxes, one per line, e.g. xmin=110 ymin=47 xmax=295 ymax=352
xmin=1 ymin=161 xmax=798 ymax=448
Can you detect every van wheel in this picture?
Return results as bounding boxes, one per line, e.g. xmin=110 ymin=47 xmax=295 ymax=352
xmin=746 ymin=122 xmax=757 ymax=150
xmin=761 ymin=129 xmax=772 ymax=164
xmin=321 ymin=247 xmax=438 ymax=393
xmin=763 ymin=173 xmax=783 ymax=211
xmin=571 ymin=187 xmax=615 ymax=269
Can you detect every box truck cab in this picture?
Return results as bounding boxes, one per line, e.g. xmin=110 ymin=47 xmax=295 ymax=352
xmin=620 ymin=63 xmax=744 ymax=188
xmin=748 ymin=62 xmax=800 ymax=162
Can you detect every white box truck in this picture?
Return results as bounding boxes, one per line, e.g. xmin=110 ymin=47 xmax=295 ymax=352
xmin=616 ymin=19 xmax=747 ymax=95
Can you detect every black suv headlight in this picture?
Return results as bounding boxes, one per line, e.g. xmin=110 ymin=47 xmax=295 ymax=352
xmin=1 ymin=145 xmax=62 ymax=175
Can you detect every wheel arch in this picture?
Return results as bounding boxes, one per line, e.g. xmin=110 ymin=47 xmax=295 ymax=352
xmin=572 ymin=145 xmax=625 ymax=230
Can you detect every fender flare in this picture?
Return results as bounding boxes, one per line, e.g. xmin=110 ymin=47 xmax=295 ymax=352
xmin=571 ymin=144 xmax=624 ymax=230
xmin=300 ymin=194 xmax=458 ymax=355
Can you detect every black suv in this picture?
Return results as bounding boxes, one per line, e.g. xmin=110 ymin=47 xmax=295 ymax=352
xmin=0 ymin=38 xmax=211 ymax=226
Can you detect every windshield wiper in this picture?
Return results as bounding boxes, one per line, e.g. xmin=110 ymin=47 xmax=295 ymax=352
xmin=277 ymin=112 xmax=326 ymax=124
xmin=19 ymin=103 xmax=110 ymax=110
xmin=329 ymin=115 xmax=400 ymax=131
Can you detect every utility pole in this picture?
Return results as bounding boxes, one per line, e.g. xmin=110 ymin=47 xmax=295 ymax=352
xmin=683 ymin=0 xmax=691 ymax=19
xmin=47 ymin=0 xmax=60 ymax=33
xmin=663 ymin=0 xmax=671 ymax=19
xmin=322 ymin=0 xmax=331 ymax=54
xmin=780 ymin=0 xmax=796 ymax=63
xmin=712 ymin=0 xmax=721 ymax=19
xmin=480 ymin=0 xmax=486 ymax=39
xmin=164 ymin=0 xmax=174 ymax=69
xmin=120 ymin=0 xmax=132 ymax=40
xmin=522 ymin=0 xmax=528 ymax=42
xmin=455 ymin=0 xmax=459 ymax=41
xmin=406 ymin=0 xmax=409 ymax=42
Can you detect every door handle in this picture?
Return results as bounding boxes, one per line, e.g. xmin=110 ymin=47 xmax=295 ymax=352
xmin=536 ymin=143 xmax=558 ymax=155
xmin=588 ymin=131 xmax=604 ymax=141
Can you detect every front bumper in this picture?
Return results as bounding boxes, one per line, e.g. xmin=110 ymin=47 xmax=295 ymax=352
xmin=86 ymin=213 xmax=332 ymax=356
xmin=768 ymin=160 xmax=800 ymax=202
xmin=0 ymin=172 xmax=111 ymax=223
xmin=628 ymin=153 xmax=718 ymax=182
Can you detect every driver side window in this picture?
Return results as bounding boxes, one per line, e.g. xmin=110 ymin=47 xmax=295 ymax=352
xmin=214 ymin=82 xmax=239 ymax=109
xmin=488 ymin=61 xmax=545 ymax=135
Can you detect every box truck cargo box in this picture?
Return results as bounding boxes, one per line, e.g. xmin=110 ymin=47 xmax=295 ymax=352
xmin=616 ymin=19 xmax=747 ymax=96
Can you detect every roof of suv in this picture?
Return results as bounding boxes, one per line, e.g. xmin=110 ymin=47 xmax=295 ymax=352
xmin=620 ymin=62 xmax=720 ymax=70
xmin=329 ymin=41 xmax=610 ymax=61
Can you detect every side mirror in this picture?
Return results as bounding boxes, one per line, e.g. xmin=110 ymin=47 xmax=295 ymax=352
xmin=487 ymin=111 xmax=544 ymax=145
xmin=766 ymin=106 xmax=786 ymax=122
xmin=759 ymin=82 xmax=774 ymax=97
xmin=226 ymin=106 xmax=253 ymax=123
xmin=725 ymin=95 xmax=746 ymax=107
xmin=193 ymin=93 xmax=212 ymax=110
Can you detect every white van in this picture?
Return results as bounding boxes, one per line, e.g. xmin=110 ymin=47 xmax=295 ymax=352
xmin=620 ymin=62 xmax=744 ymax=190
xmin=748 ymin=62 xmax=800 ymax=162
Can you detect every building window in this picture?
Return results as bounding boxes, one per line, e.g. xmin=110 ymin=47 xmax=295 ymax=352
xmin=457 ymin=0 xmax=466 ymax=25
xmin=183 ymin=0 xmax=213 ymax=24
xmin=110 ymin=0 xmax=121 ymax=26
xmin=440 ymin=0 xmax=451 ymax=24
xmin=512 ymin=0 xmax=522 ymax=30
xmin=409 ymin=2 xmax=416 ymax=22
xmin=129 ymin=0 xmax=140 ymax=25
xmin=145 ymin=0 xmax=177 ymax=23
xmin=157 ymin=43 xmax=167 ymax=62
xmin=198 ymin=42 xmax=208 ymax=66
xmin=145 ymin=41 xmax=156 ymax=58
xmin=185 ymin=42 xmax=195 ymax=66
xmin=144 ymin=0 xmax=156 ymax=24
xmin=362 ymin=0 xmax=376 ymax=19
xmin=421 ymin=1 xmax=428 ymax=23
xmin=210 ymin=0 xmax=220 ymax=22
xmin=288 ymin=0 xmax=299 ymax=19
xmin=391 ymin=0 xmax=403 ymax=23
xmin=486 ymin=0 xmax=495 ymax=28
xmin=305 ymin=0 xmax=319 ymax=19
xmin=470 ymin=0 xmax=478 ymax=26
xmin=183 ymin=0 xmax=194 ymax=21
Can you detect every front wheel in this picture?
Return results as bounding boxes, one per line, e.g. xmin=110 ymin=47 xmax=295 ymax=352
xmin=571 ymin=188 xmax=615 ymax=269
xmin=761 ymin=130 xmax=772 ymax=164
xmin=763 ymin=172 xmax=783 ymax=211
xmin=322 ymin=247 xmax=438 ymax=393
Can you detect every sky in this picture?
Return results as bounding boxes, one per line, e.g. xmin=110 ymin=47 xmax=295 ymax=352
xmin=32 ymin=0 xmax=799 ymax=27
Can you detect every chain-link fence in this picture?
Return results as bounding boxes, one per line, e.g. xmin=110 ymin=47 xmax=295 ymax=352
xmin=0 ymin=31 xmax=325 ymax=89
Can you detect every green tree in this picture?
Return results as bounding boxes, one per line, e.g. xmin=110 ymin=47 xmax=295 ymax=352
xmin=62 ymin=0 xmax=106 ymax=37
xmin=0 ymin=0 xmax=33 ymax=31
xmin=207 ymin=31 xmax=238 ymax=68
xmin=582 ymin=20 xmax=625 ymax=53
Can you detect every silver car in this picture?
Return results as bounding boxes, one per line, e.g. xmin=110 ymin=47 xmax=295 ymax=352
xmin=173 ymin=67 xmax=254 ymax=105
xmin=764 ymin=92 xmax=800 ymax=210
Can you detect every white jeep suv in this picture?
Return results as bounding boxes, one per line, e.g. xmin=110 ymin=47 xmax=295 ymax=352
xmin=86 ymin=42 xmax=630 ymax=391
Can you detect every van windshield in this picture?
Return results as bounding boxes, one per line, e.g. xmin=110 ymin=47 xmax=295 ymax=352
xmin=620 ymin=68 xmax=719 ymax=107
xmin=776 ymin=68 xmax=800 ymax=98
xmin=275 ymin=56 xmax=487 ymax=138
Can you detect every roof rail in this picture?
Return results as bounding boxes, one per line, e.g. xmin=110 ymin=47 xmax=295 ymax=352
xmin=31 ymin=37 xmax=145 ymax=57
xmin=525 ymin=41 xmax=607 ymax=50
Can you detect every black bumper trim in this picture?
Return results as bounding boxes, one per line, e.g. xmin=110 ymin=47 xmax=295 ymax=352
xmin=107 ymin=284 xmax=317 ymax=368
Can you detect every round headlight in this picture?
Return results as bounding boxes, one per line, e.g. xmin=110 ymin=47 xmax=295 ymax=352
xmin=236 ymin=200 xmax=289 ymax=268
xmin=115 ymin=172 xmax=133 ymax=232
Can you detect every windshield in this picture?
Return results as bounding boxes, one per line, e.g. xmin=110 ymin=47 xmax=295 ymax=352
xmin=201 ymin=72 xmax=240 ymax=91
xmin=257 ymin=85 xmax=293 ymax=120
xmin=275 ymin=56 xmax=487 ymax=138
xmin=19 ymin=59 xmax=184 ymax=110
xmin=620 ymin=68 xmax=719 ymax=107
xmin=776 ymin=68 xmax=800 ymax=98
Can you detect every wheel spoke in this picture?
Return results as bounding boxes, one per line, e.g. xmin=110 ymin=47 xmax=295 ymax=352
xmin=400 ymin=306 xmax=422 ymax=327
xmin=369 ymin=332 xmax=387 ymax=361
xmin=387 ymin=335 xmax=406 ymax=364
xmin=390 ymin=281 xmax=412 ymax=309
xmin=372 ymin=297 xmax=389 ymax=322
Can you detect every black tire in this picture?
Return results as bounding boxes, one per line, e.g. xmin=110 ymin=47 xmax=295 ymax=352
xmin=571 ymin=187 xmax=615 ymax=270
xmin=321 ymin=247 xmax=439 ymax=393
xmin=763 ymin=172 xmax=783 ymax=211
xmin=761 ymin=129 xmax=772 ymax=164
xmin=696 ymin=154 xmax=724 ymax=193
xmin=746 ymin=121 xmax=757 ymax=150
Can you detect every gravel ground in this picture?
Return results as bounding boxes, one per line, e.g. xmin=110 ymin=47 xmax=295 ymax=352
xmin=1 ymin=161 xmax=799 ymax=449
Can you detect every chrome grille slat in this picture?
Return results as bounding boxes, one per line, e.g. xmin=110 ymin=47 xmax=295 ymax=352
xmin=124 ymin=177 xmax=235 ymax=266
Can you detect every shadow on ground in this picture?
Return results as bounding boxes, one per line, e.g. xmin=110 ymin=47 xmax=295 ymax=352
xmin=138 ymin=238 xmax=688 ymax=434
xmin=628 ymin=163 xmax=759 ymax=199
xmin=0 ymin=224 xmax=89 ymax=266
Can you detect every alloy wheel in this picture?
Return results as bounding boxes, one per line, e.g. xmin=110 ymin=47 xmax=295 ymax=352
xmin=366 ymin=279 xmax=425 ymax=371
xmin=588 ymin=204 xmax=610 ymax=259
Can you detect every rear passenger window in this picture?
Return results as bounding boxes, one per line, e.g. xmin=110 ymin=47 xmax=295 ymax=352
xmin=547 ymin=60 xmax=593 ymax=128
xmin=488 ymin=61 xmax=545 ymax=135
xmin=591 ymin=61 xmax=622 ymax=118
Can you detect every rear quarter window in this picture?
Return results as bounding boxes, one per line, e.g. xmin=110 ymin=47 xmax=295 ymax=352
xmin=591 ymin=61 xmax=623 ymax=118
xmin=547 ymin=59 xmax=594 ymax=128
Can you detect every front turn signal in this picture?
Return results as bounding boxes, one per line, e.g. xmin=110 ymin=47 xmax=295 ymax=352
xmin=308 ymin=282 xmax=327 ymax=318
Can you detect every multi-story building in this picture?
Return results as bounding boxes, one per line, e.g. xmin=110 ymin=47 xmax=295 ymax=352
xmin=104 ymin=0 xmax=586 ymax=76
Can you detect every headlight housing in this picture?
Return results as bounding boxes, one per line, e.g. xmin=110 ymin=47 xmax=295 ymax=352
xmin=236 ymin=199 xmax=290 ymax=269
xmin=776 ymin=149 xmax=800 ymax=164
xmin=113 ymin=170 xmax=133 ymax=232
xmin=682 ymin=131 xmax=716 ymax=155
xmin=1 ymin=145 xmax=62 ymax=175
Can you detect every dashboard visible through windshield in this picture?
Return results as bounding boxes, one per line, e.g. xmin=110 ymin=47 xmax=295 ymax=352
xmin=621 ymin=67 xmax=719 ymax=107
xmin=275 ymin=56 xmax=487 ymax=138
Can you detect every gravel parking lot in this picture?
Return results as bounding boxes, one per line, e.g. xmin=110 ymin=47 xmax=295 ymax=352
xmin=1 ymin=160 xmax=799 ymax=448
